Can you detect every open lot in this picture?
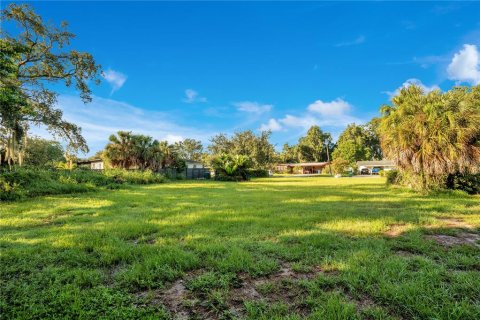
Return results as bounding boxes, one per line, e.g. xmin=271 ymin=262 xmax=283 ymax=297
xmin=1 ymin=177 xmax=479 ymax=319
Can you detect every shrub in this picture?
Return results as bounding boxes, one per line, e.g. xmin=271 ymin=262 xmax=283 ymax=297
xmin=211 ymin=154 xmax=251 ymax=181
xmin=446 ymin=172 xmax=480 ymax=195
xmin=331 ymin=158 xmax=350 ymax=175
xmin=384 ymin=170 xmax=400 ymax=186
xmin=246 ymin=169 xmax=269 ymax=178
xmin=0 ymin=176 xmax=23 ymax=201
xmin=0 ymin=167 xmax=166 ymax=201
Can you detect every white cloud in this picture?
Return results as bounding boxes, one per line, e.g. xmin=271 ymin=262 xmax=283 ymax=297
xmin=385 ymin=78 xmax=440 ymax=98
xmin=335 ymin=35 xmax=366 ymax=47
xmin=263 ymin=98 xmax=363 ymax=135
xmin=102 ymin=69 xmax=127 ymax=93
xmin=183 ymin=89 xmax=207 ymax=103
xmin=307 ymin=98 xmax=352 ymax=117
xmin=233 ymin=101 xmax=273 ymax=114
xmin=259 ymin=119 xmax=282 ymax=132
xmin=447 ymin=44 xmax=480 ymax=85
xmin=279 ymin=114 xmax=318 ymax=129
xmin=30 ymin=95 xmax=215 ymax=155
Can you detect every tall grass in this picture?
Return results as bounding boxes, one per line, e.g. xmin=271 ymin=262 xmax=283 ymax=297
xmin=0 ymin=167 xmax=166 ymax=201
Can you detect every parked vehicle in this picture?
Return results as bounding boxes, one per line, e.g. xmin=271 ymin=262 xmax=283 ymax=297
xmin=360 ymin=168 xmax=370 ymax=175
xmin=372 ymin=167 xmax=382 ymax=175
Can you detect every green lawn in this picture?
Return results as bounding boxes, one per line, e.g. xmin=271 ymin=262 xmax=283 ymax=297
xmin=1 ymin=177 xmax=479 ymax=319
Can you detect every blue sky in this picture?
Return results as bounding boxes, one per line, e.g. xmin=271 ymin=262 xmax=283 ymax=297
xmin=9 ymin=1 xmax=480 ymax=155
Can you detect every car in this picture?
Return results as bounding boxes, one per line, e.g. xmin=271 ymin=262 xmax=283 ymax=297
xmin=371 ymin=167 xmax=382 ymax=175
xmin=360 ymin=168 xmax=370 ymax=175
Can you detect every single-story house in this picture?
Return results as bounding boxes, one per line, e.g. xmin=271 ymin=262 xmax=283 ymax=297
xmin=275 ymin=162 xmax=330 ymax=174
xmin=185 ymin=160 xmax=204 ymax=169
xmin=77 ymin=159 xmax=104 ymax=170
xmin=356 ymin=160 xmax=396 ymax=174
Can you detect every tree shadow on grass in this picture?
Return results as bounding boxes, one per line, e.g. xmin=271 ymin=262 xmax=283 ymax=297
xmin=1 ymin=179 xmax=479 ymax=319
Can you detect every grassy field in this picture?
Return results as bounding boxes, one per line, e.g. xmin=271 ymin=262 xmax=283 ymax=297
xmin=1 ymin=177 xmax=479 ymax=320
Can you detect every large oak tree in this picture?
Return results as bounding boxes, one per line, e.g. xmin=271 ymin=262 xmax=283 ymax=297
xmin=1 ymin=4 xmax=101 ymax=165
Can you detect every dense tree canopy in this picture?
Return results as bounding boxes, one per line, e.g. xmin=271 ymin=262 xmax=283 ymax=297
xmin=297 ymin=125 xmax=333 ymax=162
xmin=378 ymin=85 xmax=480 ymax=190
xmin=332 ymin=123 xmax=382 ymax=166
xmin=208 ymin=130 xmax=276 ymax=169
xmin=0 ymin=4 xmax=101 ymax=166
xmin=103 ymin=131 xmax=185 ymax=171
xmin=23 ymin=136 xmax=65 ymax=167
xmin=173 ymin=139 xmax=203 ymax=162
xmin=278 ymin=126 xmax=333 ymax=164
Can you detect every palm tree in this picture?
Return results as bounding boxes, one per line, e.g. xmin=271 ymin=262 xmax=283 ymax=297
xmin=104 ymin=131 xmax=135 ymax=169
xmin=378 ymin=85 xmax=480 ymax=190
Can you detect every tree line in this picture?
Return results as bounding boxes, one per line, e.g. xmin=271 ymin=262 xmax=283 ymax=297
xmin=1 ymin=4 xmax=479 ymax=191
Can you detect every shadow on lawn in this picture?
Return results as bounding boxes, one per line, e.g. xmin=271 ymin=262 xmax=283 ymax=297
xmin=1 ymin=179 xmax=479 ymax=319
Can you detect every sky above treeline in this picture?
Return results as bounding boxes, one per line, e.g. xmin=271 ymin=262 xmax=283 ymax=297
xmin=8 ymin=1 xmax=480 ymax=155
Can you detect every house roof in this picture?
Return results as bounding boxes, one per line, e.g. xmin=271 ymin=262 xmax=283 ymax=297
xmin=356 ymin=160 xmax=395 ymax=166
xmin=185 ymin=159 xmax=203 ymax=164
xmin=77 ymin=158 xmax=103 ymax=165
xmin=277 ymin=162 xmax=329 ymax=167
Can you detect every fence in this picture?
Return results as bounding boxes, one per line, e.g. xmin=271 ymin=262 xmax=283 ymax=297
xmin=157 ymin=168 xmax=211 ymax=180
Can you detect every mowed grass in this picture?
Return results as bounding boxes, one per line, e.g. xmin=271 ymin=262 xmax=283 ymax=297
xmin=1 ymin=177 xmax=479 ymax=320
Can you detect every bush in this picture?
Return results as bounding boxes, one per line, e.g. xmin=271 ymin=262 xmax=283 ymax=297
xmin=211 ymin=154 xmax=251 ymax=181
xmin=0 ymin=176 xmax=23 ymax=201
xmin=446 ymin=172 xmax=480 ymax=195
xmin=0 ymin=167 xmax=166 ymax=201
xmin=246 ymin=169 xmax=269 ymax=178
xmin=331 ymin=158 xmax=350 ymax=175
xmin=384 ymin=170 xmax=400 ymax=186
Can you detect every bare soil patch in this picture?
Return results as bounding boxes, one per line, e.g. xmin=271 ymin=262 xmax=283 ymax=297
xmin=384 ymin=223 xmax=407 ymax=237
xmin=433 ymin=217 xmax=473 ymax=229
xmin=426 ymin=232 xmax=480 ymax=248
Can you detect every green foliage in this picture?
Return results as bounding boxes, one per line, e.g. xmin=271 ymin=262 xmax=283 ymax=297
xmin=378 ymin=85 xmax=480 ymax=191
xmin=446 ymin=172 xmax=480 ymax=195
xmin=331 ymin=158 xmax=350 ymax=175
xmin=103 ymin=131 xmax=185 ymax=171
xmin=208 ymin=130 xmax=276 ymax=170
xmin=297 ymin=125 xmax=333 ymax=162
xmin=1 ymin=177 xmax=479 ymax=318
xmin=332 ymin=123 xmax=381 ymax=165
xmin=24 ymin=136 xmax=65 ymax=167
xmin=246 ymin=168 xmax=270 ymax=178
xmin=1 ymin=4 xmax=102 ymax=156
xmin=384 ymin=170 xmax=400 ymax=186
xmin=279 ymin=126 xmax=334 ymax=164
xmin=0 ymin=167 xmax=166 ymax=201
xmin=173 ymin=138 xmax=203 ymax=162
xmin=211 ymin=154 xmax=251 ymax=181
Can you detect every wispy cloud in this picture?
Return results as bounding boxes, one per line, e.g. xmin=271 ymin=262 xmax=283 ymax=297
xmin=260 ymin=98 xmax=363 ymax=135
xmin=183 ymin=89 xmax=207 ymax=103
xmin=233 ymin=101 xmax=273 ymax=114
xmin=447 ymin=44 xmax=480 ymax=85
xmin=102 ymin=69 xmax=127 ymax=93
xmin=384 ymin=78 xmax=440 ymax=98
xmin=259 ymin=119 xmax=282 ymax=132
xmin=335 ymin=35 xmax=366 ymax=47
xmin=30 ymin=95 xmax=215 ymax=155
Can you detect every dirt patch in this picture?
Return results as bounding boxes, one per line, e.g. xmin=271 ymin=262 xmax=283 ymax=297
xmin=395 ymin=250 xmax=420 ymax=257
xmin=384 ymin=223 xmax=407 ymax=237
xmin=344 ymin=291 xmax=376 ymax=311
xmin=433 ymin=217 xmax=474 ymax=229
xmin=162 ymin=280 xmax=188 ymax=316
xmin=426 ymin=232 xmax=480 ymax=248
xmin=227 ymin=263 xmax=325 ymax=317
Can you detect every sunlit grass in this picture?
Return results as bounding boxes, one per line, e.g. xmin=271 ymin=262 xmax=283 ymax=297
xmin=1 ymin=176 xmax=479 ymax=319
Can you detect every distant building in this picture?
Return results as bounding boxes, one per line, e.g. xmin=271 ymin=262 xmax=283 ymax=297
xmin=356 ymin=160 xmax=395 ymax=174
xmin=185 ymin=160 xmax=204 ymax=169
xmin=275 ymin=162 xmax=330 ymax=174
xmin=77 ymin=159 xmax=104 ymax=170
